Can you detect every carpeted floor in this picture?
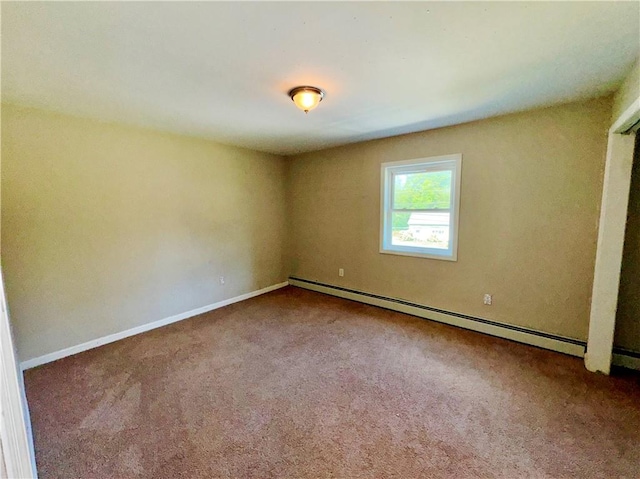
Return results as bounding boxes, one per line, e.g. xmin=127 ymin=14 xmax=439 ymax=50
xmin=25 ymin=286 xmax=640 ymax=478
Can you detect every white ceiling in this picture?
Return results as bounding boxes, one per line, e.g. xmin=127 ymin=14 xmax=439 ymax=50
xmin=2 ymin=2 xmax=639 ymax=156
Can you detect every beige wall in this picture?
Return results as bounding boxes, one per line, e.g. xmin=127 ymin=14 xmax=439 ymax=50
xmin=612 ymin=60 xmax=639 ymax=122
xmin=287 ymin=97 xmax=612 ymax=341
xmin=0 ymin=96 xmax=620 ymax=359
xmin=616 ymin=133 xmax=640 ymax=353
xmin=1 ymin=104 xmax=288 ymax=361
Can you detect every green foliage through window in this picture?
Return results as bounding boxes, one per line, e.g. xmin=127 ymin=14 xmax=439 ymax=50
xmin=392 ymin=212 xmax=410 ymax=230
xmin=393 ymin=170 xmax=452 ymax=210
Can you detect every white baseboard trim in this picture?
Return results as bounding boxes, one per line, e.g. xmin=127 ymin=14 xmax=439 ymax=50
xmin=20 ymin=281 xmax=289 ymax=370
xmin=290 ymin=277 xmax=586 ymax=358
xmin=612 ymin=350 xmax=640 ymax=371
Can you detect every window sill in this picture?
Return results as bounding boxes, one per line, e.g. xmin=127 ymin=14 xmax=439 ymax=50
xmin=379 ymin=248 xmax=458 ymax=262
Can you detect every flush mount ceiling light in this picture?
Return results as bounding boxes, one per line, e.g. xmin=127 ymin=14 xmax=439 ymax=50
xmin=289 ymin=86 xmax=325 ymax=113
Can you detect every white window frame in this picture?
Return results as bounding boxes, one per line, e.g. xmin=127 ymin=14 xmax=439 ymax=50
xmin=380 ymin=154 xmax=462 ymax=261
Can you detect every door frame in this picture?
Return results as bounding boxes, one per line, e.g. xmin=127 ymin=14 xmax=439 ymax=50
xmin=585 ymin=96 xmax=640 ymax=374
xmin=0 ymin=266 xmax=37 ymax=478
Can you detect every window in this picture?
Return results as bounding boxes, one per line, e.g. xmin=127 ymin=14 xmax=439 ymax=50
xmin=380 ymin=154 xmax=462 ymax=261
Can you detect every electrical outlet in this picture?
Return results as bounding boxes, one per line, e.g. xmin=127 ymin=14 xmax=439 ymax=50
xmin=219 ymin=276 xmax=225 ymax=285
xmin=483 ymin=294 xmax=492 ymax=305
xmin=339 ymin=268 xmax=344 ymax=277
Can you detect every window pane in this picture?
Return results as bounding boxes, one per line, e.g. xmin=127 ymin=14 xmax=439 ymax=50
xmin=391 ymin=211 xmax=450 ymax=250
xmin=393 ymin=170 xmax=452 ymax=210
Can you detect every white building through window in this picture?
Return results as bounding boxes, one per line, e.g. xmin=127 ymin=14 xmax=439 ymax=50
xmin=380 ymin=154 xmax=462 ymax=260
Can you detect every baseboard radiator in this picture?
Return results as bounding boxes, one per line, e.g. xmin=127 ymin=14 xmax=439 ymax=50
xmin=289 ymin=277 xmax=640 ymax=371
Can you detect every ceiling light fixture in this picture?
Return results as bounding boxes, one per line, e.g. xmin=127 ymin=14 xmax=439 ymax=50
xmin=289 ymin=86 xmax=325 ymax=113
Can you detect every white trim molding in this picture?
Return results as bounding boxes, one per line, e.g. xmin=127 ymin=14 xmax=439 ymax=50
xmin=21 ymin=281 xmax=289 ymax=370
xmin=0 ymin=269 xmax=38 ymax=478
xmin=611 ymin=97 xmax=640 ymax=135
xmin=586 ymin=93 xmax=640 ymax=375
xmin=290 ymin=277 xmax=585 ymax=358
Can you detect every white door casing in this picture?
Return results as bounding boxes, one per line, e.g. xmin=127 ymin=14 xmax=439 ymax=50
xmin=585 ymin=97 xmax=640 ymax=374
xmin=0 ymin=266 xmax=37 ymax=478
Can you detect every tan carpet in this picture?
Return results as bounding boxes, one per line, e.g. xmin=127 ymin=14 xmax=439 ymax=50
xmin=25 ymin=286 xmax=640 ymax=478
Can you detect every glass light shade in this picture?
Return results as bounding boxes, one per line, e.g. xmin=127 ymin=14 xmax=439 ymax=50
xmin=289 ymin=86 xmax=324 ymax=113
